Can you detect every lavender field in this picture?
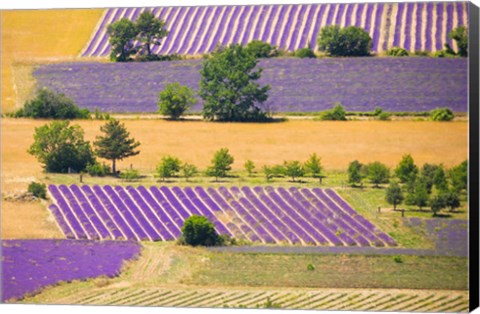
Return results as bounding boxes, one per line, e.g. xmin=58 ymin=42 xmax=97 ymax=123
xmin=1 ymin=240 xmax=141 ymax=301
xmin=81 ymin=2 xmax=468 ymax=57
xmin=47 ymin=184 xmax=397 ymax=247
xmin=33 ymin=57 xmax=468 ymax=113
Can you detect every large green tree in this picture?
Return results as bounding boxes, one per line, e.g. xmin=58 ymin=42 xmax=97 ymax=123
xmin=28 ymin=121 xmax=95 ymax=173
xmin=406 ymin=177 xmax=430 ymax=210
xmin=136 ymin=10 xmax=169 ymax=57
xmin=317 ymin=25 xmax=372 ymax=56
xmin=283 ymin=160 xmax=305 ymax=182
xmin=156 ymin=155 xmax=181 ymax=181
xmin=199 ymin=44 xmax=270 ymax=121
xmin=394 ymin=154 xmax=418 ymax=183
xmin=385 ymin=181 xmax=404 ymax=210
xmin=366 ymin=161 xmax=390 ymax=188
xmin=107 ymin=18 xmax=137 ymax=62
xmin=94 ymin=119 xmax=141 ymax=174
xmin=181 ymin=215 xmax=220 ymax=246
xmin=449 ymin=26 xmax=468 ymax=57
xmin=304 ymin=153 xmax=323 ymax=183
xmin=347 ymin=160 xmax=365 ymax=187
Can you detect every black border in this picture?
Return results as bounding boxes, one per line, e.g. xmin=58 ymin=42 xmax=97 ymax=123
xmin=470 ymin=1 xmax=480 ymax=312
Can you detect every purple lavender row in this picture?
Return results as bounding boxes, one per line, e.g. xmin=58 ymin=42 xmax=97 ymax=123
xmin=253 ymin=186 xmax=316 ymax=245
xmin=103 ymin=185 xmax=149 ymax=240
xmin=435 ymin=3 xmax=444 ymax=51
xmin=232 ymin=6 xmax=251 ymax=45
xmin=49 ymin=185 xmax=87 ymax=239
xmin=415 ymin=2 xmax=424 ymax=51
xmin=251 ymin=5 xmax=269 ymax=41
xmin=296 ymin=5 xmax=316 ymax=50
xmin=83 ymin=9 xmax=116 ymax=56
xmin=392 ymin=2 xmax=405 ymax=47
xmin=62 ymin=185 xmax=110 ymax=240
xmin=59 ymin=185 xmax=103 ymax=239
xmin=275 ymin=187 xmax=342 ymax=246
xmin=71 ymin=184 xmax=122 ymax=239
xmin=177 ymin=7 xmax=204 ymax=54
xmin=114 ymin=186 xmax=161 ymax=240
xmin=373 ymin=3 xmax=384 ymax=52
xmin=278 ymin=5 xmax=298 ymax=49
xmin=137 ymin=186 xmax=181 ymax=237
xmin=344 ymin=3 xmax=354 ymax=27
xmin=259 ymin=5 xmax=279 ymax=43
xmin=93 ymin=8 xmax=125 ymax=56
xmin=313 ymin=188 xmax=384 ymax=247
xmin=324 ymin=189 xmax=397 ymax=247
xmin=263 ymin=186 xmax=328 ymax=245
xmin=298 ymin=188 xmax=370 ymax=246
xmin=218 ymin=186 xmax=273 ymax=243
xmin=334 ymin=3 xmax=346 ymax=25
xmin=87 ymin=185 xmax=137 ymax=240
xmin=125 ymin=186 xmax=174 ymax=240
xmin=231 ymin=186 xmax=285 ymax=243
xmin=193 ymin=187 xmax=244 ymax=238
xmin=285 ymin=5 xmax=307 ymax=51
xmin=425 ymin=2 xmax=434 ymax=52
xmin=48 ymin=204 xmax=76 ymax=239
xmin=363 ymin=3 xmax=374 ymax=33
xmin=206 ymin=187 xmax=259 ymax=242
xmin=354 ymin=3 xmax=364 ymax=28
xmin=184 ymin=187 xmax=232 ymax=236
xmin=288 ymin=187 xmax=357 ymax=246
xmin=149 ymin=186 xmax=184 ymax=230
xmin=185 ymin=6 xmax=215 ymax=55
xmin=403 ymin=2 xmax=414 ymax=51
xmin=241 ymin=186 xmax=301 ymax=244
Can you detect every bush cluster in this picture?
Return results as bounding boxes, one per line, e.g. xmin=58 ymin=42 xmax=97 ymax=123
xmin=28 ymin=182 xmax=47 ymax=199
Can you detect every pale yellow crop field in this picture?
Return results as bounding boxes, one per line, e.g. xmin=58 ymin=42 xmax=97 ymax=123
xmin=1 ymin=9 xmax=103 ymax=112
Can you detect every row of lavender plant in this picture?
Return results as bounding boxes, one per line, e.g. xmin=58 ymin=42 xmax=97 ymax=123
xmin=48 ymin=184 xmax=396 ymax=247
xmin=1 ymin=240 xmax=140 ymax=302
xmin=34 ymin=57 xmax=468 ymax=113
xmin=82 ymin=2 xmax=467 ymax=57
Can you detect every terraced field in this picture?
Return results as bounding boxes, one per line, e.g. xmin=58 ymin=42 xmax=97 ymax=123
xmin=32 ymin=286 xmax=469 ymax=312
xmin=82 ymin=2 xmax=469 ymax=57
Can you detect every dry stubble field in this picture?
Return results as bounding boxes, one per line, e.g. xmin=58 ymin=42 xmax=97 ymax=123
xmin=1 ymin=9 xmax=103 ymax=112
xmin=1 ymin=118 xmax=468 ymax=239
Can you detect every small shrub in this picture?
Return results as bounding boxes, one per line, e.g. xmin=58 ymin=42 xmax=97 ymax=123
xmin=181 ymin=215 xmax=221 ymax=246
xmin=263 ymin=297 xmax=282 ymax=309
xmin=377 ymin=112 xmax=391 ymax=121
xmin=245 ymin=40 xmax=279 ymax=58
xmin=393 ymin=256 xmax=403 ymax=263
xmin=307 ymin=263 xmax=316 ymax=271
xmin=17 ymin=88 xmax=90 ymax=119
xmin=386 ymin=46 xmax=409 ymax=57
xmin=119 ymin=168 xmax=140 ymax=181
xmin=244 ymin=160 xmax=255 ymax=176
xmin=413 ymin=50 xmax=430 ymax=57
xmin=86 ymin=162 xmax=110 ymax=177
xmin=317 ymin=103 xmax=347 ymax=121
xmin=430 ymin=107 xmax=454 ymax=121
xmin=294 ymin=47 xmax=316 ymax=58
xmin=28 ymin=182 xmax=47 ymax=199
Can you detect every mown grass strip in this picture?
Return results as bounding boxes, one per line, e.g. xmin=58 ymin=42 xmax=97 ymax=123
xmin=336 ymin=293 xmax=377 ymax=310
xmin=409 ymin=295 xmax=449 ymax=312
xmin=426 ymin=295 xmax=463 ymax=312
xmin=168 ymin=291 xmax=213 ymax=307
xmin=395 ymin=293 xmax=435 ymax=311
xmin=364 ymin=294 xmax=408 ymax=310
xmin=131 ymin=290 xmax=172 ymax=306
xmin=377 ymin=294 xmax=418 ymax=311
xmin=440 ymin=301 xmax=470 ymax=313
xmin=283 ymin=292 xmax=332 ymax=308
xmin=181 ymin=292 xmax=224 ymax=307
xmin=154 ymin=291 xmax=198 ymax=307
xmin=352 ymin=293 xmax=392 ymax=310
xmin=211 ymin=292 xmax=253 ymax=307
xmin=310 ymin=293 xmax=349 ymax=310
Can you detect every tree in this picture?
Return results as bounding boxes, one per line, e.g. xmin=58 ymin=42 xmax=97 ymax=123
xmin=283 ymin=160 xmax=304 ymax=182
xmin=28 ymin=121 xmax=95 ymax=173
xmin=449 ymin=26 xmax=468 ymax=57
xmin=244 ymin=160 xmax=255 ymax=176
xmin=366 ymin=161 xmax=390 ymax=187
xmin=16 ymin=88 xmax=90 ymax=119
xmin=181 ymin=215 xmax=220 ymax=246
xmin=420 ymin=163 xmax=440 ymax=194
xmin=245 ymin=40 xmax=278 ymax=58
xmin=304 ymin=153 xmax=323 ymax=183
xmin=182 ymin=163 xmax=198 ymax=182
xmin=430 ymin=194 xmax=446 ymax=216
xmin=317 ymin=25 xmax=372 ymax=57
xmin=158 ymin=82 xmax=196 ymax=119
xmin=136 ymin=10 xmax=169 ymax=57
xmin=394 ymin=154 xmax=418 ymax=183
xmin=432 ymin=166 xmax=449 ymax=192
xmin=347 ymin=160 xmax=365 ymax=187
xmin=444 ymin=191 xmax=461 ymax=212
xmin=28 ymin=182 xmax=47 ymax=199
xmin=107 ymin=18 xmax=137 ymax=62
xmin=199 ymin=44 xmax=270 ymax=121
xmin=406 ymin=177 xmax=429 ymax=210
xmin=94 ymin=119 xmax=141 ymax=174
xmin=206 ymin=148 xmax=234 ymax=181
xmin=263 ymin=164 xmax=285 ymax=182
xmin=385 ymin=181 xmax=404 ymax=210
xmin=156 ymin=155 xmax=181 ymax=181
xmin=386 ymin=46 xmax=409 ymax=57
xmin=449 ymin=160 xmax=468 ymax=193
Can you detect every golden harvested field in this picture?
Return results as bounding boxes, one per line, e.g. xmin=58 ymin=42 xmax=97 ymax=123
xmin=1 ymin=9 xmax=103 ymax=112
xmin=1 ymin=118 xmax=468 ymax=190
